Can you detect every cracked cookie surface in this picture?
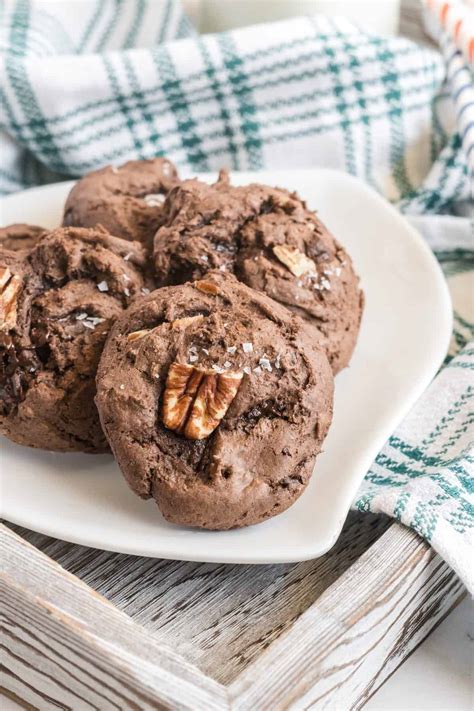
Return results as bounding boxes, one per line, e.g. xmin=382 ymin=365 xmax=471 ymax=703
xmin=63 ymin=158 xmax=179 ymax=248
xmin=96 ymin=271 xmax=334 ymax=529
xmin=154 ymin=172 xmax=363 ymax=373
xmin=0 ymin=223 xmax=46 ymax=253
xmin=0 ymin=226 xmax=148 ymax=452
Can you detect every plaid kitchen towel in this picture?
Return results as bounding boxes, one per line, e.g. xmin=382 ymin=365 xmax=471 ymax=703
xmin=0 ymin=1 xmax=473 ymax=590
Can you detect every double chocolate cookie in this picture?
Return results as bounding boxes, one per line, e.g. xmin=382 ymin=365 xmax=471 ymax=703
xmin=96 ymin=271 xmax=334 ymax=529
xmin=154 ymin=172 xmax=363 ymax=373
xmin=0 ymin=226 xmax=148 ymax=452
xmin=63 ymin=158 xmax=179 ymax=248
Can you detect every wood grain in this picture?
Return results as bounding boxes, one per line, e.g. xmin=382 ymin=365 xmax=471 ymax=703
xmin=2 ymin=520 xmax=464 ymax=710
xmin=229 ymin=524 xmax=465 ymax=710
xmin=8 ymin=512 xmax=390 ymax=684
xmin=1 ymin=524 xmax=228 ymax=711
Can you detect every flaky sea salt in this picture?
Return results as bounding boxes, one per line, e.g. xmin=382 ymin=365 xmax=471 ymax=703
xmin=189 ymin=354 xmax=199 ymax=363
xmin=242 ymin=342 xmax=253 ymax=353
xmin=144 ymin=193 xmax=165 ymax=207
xmin=202 ymin=348 xmax=209 ymax=355
xmin=224 ymin=360 xmax=232 ymax=368
xmin=141 ymin=287 xmax=150 ymax=295
xmin=259 ymin=357 xmax=272 ymax=372
xmin=119 ymin=384 xmax=125 ymax=390
xmin=201 ymin=255 xmax=209 ymax=262
xmin=76 ymin=312 xmax=88 ymax=320
xmin=243 ymin=366 xmax=252 ymax=375
xmin=97 ymin=280 xmax=109 ymax=292
xmin=253 ymin=366 xmax=262 ymax=375
xmin=124 ymin=287 xmax=130 ymax=297
xmin=124 ymin=253 xmax=132 ymax=261
xmin=82 ymin=321 xmax=95 ymax=330
xmin=212 ymin=364 xmax=224 ymax=373
xmin=275 ymin=354 xmax=281 ymax=369
xmin=227 ymin=346 xmax=237 ymax=354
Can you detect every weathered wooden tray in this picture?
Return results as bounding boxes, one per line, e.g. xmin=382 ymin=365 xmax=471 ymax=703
xmin=2 ymin=512 xmax=464 ymax=710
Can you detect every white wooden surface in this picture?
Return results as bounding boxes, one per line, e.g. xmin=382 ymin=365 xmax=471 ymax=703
xmin=7 ymin=513 xmax=390 ymax=684
xmin=1 ymin=517 xmax=465 ymax=710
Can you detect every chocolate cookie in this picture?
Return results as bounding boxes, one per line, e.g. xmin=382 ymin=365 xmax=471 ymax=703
xmin=154 ymin=172 xmax=363 ymax=373
xmin=63 ymin=158 xmax=179 ymax=248
xmin=0 ymin=223 xmax=46 ymax=252
xmin=0 ymin=226 xmax=148 ymax=453
xmin=96 ymin=271 xmax=333 ymax=529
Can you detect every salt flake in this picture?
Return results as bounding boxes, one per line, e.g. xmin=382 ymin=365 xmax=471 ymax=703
xmin=144 ymin=193 xmax=165 ymax=207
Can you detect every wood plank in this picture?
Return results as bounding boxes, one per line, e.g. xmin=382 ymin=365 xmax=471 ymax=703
xmin=1 ymin=524 xmax=229 ymax=711
xmin=8 ymin=512 xmax=391 ymax=684
xmin=228 ymin=524 xmax=465 ymax=710
xmin=3 ymin=520 xmax=464 ymax=709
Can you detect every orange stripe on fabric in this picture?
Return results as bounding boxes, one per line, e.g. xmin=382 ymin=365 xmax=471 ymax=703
xmin=440 ymin=2 xmax=450 ymax=26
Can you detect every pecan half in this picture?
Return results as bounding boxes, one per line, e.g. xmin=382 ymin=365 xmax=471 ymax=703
xmin=162 ymin=362 xmax=242 ymax=440
xmin=171 ymin=314 xmax=204 ymax=329
xmin=127 ymin=329 xmax=151 ymax=343
xmin=272 ymin=245 xmax=316 ymax=277
xmin=195 ymin=280 xmax=220 ymax=295
xmin=0 ymin=266 xmax=22 ymax=332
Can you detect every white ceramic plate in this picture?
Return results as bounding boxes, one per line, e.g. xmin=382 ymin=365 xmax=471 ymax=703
xmin=0 ymin=169 xmax=451 ymax=563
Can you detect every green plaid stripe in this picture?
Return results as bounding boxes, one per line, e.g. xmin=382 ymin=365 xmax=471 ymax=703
xmin=78 ymin=0 xmax=106 ymax=52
